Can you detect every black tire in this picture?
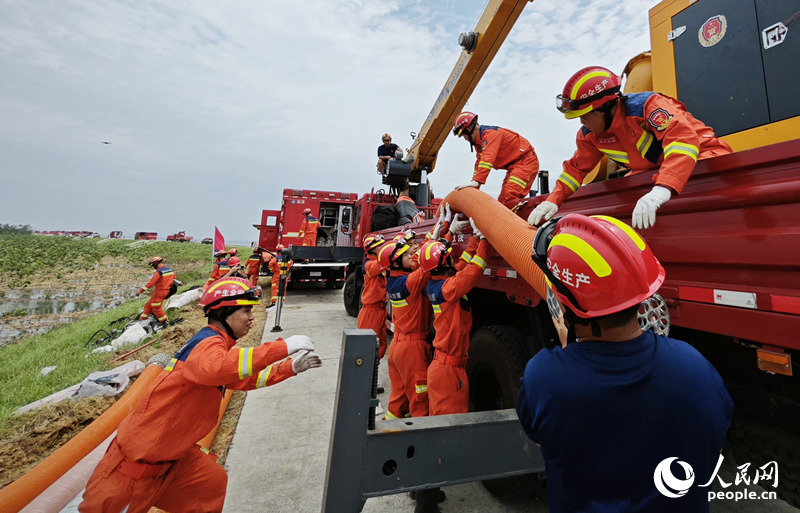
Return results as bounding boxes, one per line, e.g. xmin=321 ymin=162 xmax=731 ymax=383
xmin=466 ymin=325 xmax=542 ymax=500
xmin=343 ymin=272 xmax=361 ymax=317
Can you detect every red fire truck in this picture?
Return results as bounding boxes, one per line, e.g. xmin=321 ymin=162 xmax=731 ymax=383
xmin=133 ymin=232 xmax=157 ymax=241
xmin=254 ymin=188 xmax=439 ymax=295
xmin=346 ymin=0 xmax=800 ymax=502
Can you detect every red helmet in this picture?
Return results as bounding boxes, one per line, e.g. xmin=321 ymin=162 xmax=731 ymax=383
xmin=452 ymin=112 xmax=478 ymax=137
xmin=382 ymin=133 xmax=392 ymax=142
xmin=303 ymin=208 xmax=312 ymax=215
xmin=199 ymin=277 xmax=263 ymax=312
xmin=363 ymin=234 xmax=385 ymax=252
xmin=228 ymin=256 xmax=241 ymax=266
xmin=532 ymin=214 xmax=665 ymax=318
xmin=215 ymin=250 xmax=227 ymax=258
xmin=228 ymin=248 xmax=238 ymax=255
xmin=378 ymin=240 xmax=410 ymax=270
xmin=418 ymin=240 xmax=452 ymax=273
xmin=148 ymin=256 xmax=163 ymax=266
xmin=556 ymin=66 xmax=622 ymax=119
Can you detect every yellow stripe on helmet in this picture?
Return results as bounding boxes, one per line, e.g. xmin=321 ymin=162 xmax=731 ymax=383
xmin=591 ymin=215 xmax=646 ymax=251
xmin=550 ymin=233 xmax=612 ymax=277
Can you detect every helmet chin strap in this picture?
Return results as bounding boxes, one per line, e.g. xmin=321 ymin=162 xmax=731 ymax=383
xmin=563 ymin=309 xmax=602 ymax=341
xmin=220 ymin=318 xmax=235 ymax=339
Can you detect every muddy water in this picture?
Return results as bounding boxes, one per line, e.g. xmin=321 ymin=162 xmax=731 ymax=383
xmin=0 ymin=262 xmax=144 ymax=347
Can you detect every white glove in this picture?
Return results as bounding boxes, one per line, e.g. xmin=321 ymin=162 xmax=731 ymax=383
xmin=439 ymin=203 xmax=453 ymax=224
xmin=527 ymin=201 xmax=559 ymax=226
xmin=469 ymin=218 xmax=485 ymax=240
xmin=291 ymin=351 xmax=323 ymax=374
xmin=449 ymin=216 xmax=471 ymax=235
xmin=455 ymin=180 xmax=480 ymax=190
xmin=632 ymin=185 xmax=671 ymax=230
xmin=283 ymin=334 xmax=315 ymax=355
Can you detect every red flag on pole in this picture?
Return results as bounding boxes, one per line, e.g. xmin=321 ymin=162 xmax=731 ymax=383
xmin=213 ymin=227 xmax=225 ymax=260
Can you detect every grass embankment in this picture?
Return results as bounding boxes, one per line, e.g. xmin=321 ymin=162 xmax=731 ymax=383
xmin=0 ymin=234 xmax=214 ymax=428
xmin=0 ymin=234 xmax=213 ymax=288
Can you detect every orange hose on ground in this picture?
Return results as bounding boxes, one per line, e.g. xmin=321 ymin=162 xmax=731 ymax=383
xmin=0 ymin=364 xmax=163 ymax=513
xmin=442 ymin=188 xmax=548 ymax=299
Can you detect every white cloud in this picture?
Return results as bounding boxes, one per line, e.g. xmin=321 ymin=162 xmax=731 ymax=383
xmin=0 ymin=0 xmax=655 ymax=241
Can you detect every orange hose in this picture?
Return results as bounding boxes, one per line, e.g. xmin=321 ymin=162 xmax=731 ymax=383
xmin=0 ymin=364 xmax=163 ymax=513
xmin=442 ymin=188 xmax=548 ymax=299
xmin=197 ymin=389 xmax=233 ymax=450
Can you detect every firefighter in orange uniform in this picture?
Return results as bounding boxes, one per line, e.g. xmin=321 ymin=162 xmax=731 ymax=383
xmin=136 ymin=256 xmax=180 ymax=326
xmin=358 ymin=234 xmax=389 ymax=359
xmin=528 ymin=65 xmax=732 ymax=230
xmin=268 ymin=245 xmax=293 ymax=308
xmin=203 ymin=250 xmax=230 ymax=290
xmin=79 ymin=278 xmax=322 ymax=513
xmin=452 ymin=111 xmax=540 ymax=210
xmin=379 ymin=232 xmax=431 ymax=420
xmin=246 ymin=247 xmax=267 ymax=286
xmin=299 ymin=208 xmax=320 ymax=246
xmin=420 ymin=220 xmax=488 ymax=416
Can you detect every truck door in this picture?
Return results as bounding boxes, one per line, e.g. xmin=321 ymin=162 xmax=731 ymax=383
xmin=336 ymin=205 xmax=353 ymax=248
xmin=671 ymin=0 xmax=800 ymax=135
xmin=257 ymin=209 xmax=281 ymax=249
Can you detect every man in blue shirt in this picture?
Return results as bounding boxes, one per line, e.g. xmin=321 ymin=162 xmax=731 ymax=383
xmin=377 ymin=133 xmax=400 ymax=175
xmin=518 ymin=214 xmax=733 ymax=512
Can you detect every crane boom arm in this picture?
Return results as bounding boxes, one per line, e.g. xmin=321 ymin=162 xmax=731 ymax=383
xmin=408 ymin=0 xmax=533 ymax=180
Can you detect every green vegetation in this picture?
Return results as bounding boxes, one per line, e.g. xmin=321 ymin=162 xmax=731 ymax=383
xmin=0 ymin=300 xmax=143 ymax=430
xmin=0 ymin=234 xmax=213 ymax=284
xmin=0 ymin=280 xmax=209 ymax=433
xmin=0 ymin=224 xmax=33 ymax=235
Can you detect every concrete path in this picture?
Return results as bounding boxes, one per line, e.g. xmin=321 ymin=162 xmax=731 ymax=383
xmin=222 ymin=287 xmax=798 ymax=513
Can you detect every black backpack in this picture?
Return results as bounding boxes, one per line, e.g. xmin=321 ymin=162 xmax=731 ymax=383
xmin=370 ymin=205 xmax=398 ymax=232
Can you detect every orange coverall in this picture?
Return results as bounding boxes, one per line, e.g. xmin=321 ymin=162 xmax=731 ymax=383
xmin=357 ymin=255 xmax=388 ymax=359
xmin=299 ymin=214 xmax=320 ymax=246
xmin=140 ymin=264 xmax=175 ymax=323
xmin=79 ymin=325 xmax=295 ymax=513
xmin=385 ymin=262 xmax=432 ymax=419
xmin=203 ymin=258 xmax=229 ymax=290
xmin=268 ymin=254 xmax=293 ymax=305
xmin=425 ymin=238 xmax=488 ymax=416
xmin=472 ymin=126 xmax=540 ymax=209
xmin=246 ymin=252 xmax=265 ymax=286
xmin=547 ymin=92 xmax=732 ymax=207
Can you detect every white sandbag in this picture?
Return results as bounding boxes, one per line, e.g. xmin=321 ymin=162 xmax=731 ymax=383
xmin=14 ymin=360 xmax=145 ymax=414
xmin=74 ymin=364 xmax=139 ymax=398
xmin=165 ymin=287 xmax=203 ymax=310
xmin=110 ymin=323 xmax=149 ymax=349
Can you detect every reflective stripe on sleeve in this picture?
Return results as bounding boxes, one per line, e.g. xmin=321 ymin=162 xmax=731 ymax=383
xmin=557 ymin=172 xmax=581 ymax=192
xmin=471 ymin=255 xmax=487 ymax=270
xmin=256 ymin=364 xmax=273 ymax=388
xmin=238 ymin=347 xmax=254 ymax=379
xmin=664 ymin=142 xmax=699 ymax=160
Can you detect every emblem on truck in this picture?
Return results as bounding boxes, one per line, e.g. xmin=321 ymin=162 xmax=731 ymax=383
xmin=698 ymin=15 xmax=727 ymax=48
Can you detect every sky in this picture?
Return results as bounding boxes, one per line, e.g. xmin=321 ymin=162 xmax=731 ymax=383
xmin=0 ymin=0 xmax=656 ymax=243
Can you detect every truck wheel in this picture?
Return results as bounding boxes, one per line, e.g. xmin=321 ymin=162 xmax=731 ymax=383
xmin=466 ymin=325 xmax=542 ymax=500
xmin=343 ymin=272 xmax=361 ymax=317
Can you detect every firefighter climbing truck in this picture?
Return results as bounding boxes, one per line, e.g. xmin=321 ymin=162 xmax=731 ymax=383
xmin=353 ymin=0 xmax=800 ymax=502
xmin=254 ymin=188 xmax=436 ymax=293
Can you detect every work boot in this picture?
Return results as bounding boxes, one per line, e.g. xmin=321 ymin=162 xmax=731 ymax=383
xmin=414 ymin=488 xmax=442 ymax=513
